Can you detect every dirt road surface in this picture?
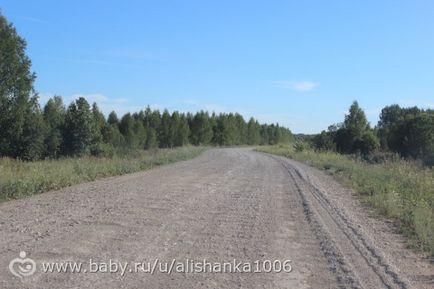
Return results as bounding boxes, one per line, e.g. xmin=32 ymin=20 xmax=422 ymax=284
xmin=0 ymin=148 xmax=432 ymax=288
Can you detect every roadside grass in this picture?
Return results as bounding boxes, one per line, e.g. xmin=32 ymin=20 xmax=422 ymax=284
xmin=0 ymin=146 xmax=207 ymax=202
xmin=257 ymin=144 xmax=434 ymax=255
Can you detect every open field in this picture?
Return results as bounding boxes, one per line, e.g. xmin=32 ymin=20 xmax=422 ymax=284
xmin=1 ymin=148 xmax=432 ymax=288
xmin=0 ymin=146 xmax=207 ymax=202
xmin=257 ymin=145 xmax=434 ymax=255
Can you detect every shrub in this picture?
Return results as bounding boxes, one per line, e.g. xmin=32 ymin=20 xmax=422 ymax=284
xmin=90 ymin=143 xmax=114 ymax=158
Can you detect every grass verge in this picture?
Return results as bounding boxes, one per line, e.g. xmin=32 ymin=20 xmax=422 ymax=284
xmin=256 ymin=144 xmax=434 ymax=255
xmin=0 ymin=146 xmax=207 ymax=202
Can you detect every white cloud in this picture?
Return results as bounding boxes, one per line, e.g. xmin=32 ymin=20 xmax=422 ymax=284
xmin=273 ymin=80 xmax=318 ymax=92
xmin=37 ymin=92 xmax=54 ymax=104
xmin=71 ymin=93 xmax=108 ymax=103
xmin=38 ymin=92 xmax=150 ymax=116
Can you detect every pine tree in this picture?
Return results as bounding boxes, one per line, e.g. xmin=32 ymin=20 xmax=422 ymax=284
xmin=190 ymin=111 xmax=213 ymax=145
xmin=143 ymin=107 xmax=159 ymax=149
xmin=260 ymin=125 xmax=269 ymax=145
xmin=159 ymin=110 xmax=173 ymax=148
xmin=107 ymin=111 xmax=119 ymax=126
xmin=119 ymin=113 xmax=136 ymax=148
xmin=174 ymin=113 xmax=190 ymax=147
xmin=145 ymin=128 xmax=158 ymax=149
xmin=247 ymin=117 xmax=260 ymax=145
xmin=132 ymin=112 xmax=147 ymax=149
xmin=234 ymin=113 xmax=247 ymax=145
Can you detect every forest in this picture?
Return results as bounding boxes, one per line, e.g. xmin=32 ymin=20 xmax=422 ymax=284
xmin=0 ymin=13 xmax=292 ymax=161
xmin=2 ymin=10 xmax=433 ymax=167
xmin=311 ymin=101 xmax=434 ymax=166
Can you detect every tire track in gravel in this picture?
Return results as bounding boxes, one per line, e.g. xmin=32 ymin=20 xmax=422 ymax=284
xmin=265 ymin=153 xmax=412 ymax=289
xmin=1 ymin=148 xmax=431 ymax=289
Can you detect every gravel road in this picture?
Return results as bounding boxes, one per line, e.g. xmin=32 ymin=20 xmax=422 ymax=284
xmin=0 ymin=148 xmax=432 ymax=288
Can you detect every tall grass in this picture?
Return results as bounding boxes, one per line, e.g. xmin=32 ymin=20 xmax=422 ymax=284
xmin=0 ymin=146 xmax=207 ymax=202
xmin=257 ymin=145 xmax=434 ymax=255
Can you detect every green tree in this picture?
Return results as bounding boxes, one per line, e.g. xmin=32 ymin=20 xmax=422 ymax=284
xmin=335 ymin=101 xmax=378 ymax=154
xmin=145 ymin=128 xmax=158 ymax=149
xmin=159 ymin=110 xmax=173 ymax=148
xmin=313 ymin=130 xmax=336 ymax=151
xmin=0 ymin=13 xmax=44 ymax=159
xmin=43 ymin=96 xmax=65 ymax=157
xmin=132 ymin=112 xmax=146 ymax=149
xmin=404 ymin=113 xmax=434 ymax=164
xmin=63 ymin=97 xmax=94 ymax=156
xmin=107 ymin=111 xmax=119 ymax=126
xmin=354 ymin=130 xmax=380 ymax=155
xmin=259 ymin=125 xmax=270 ymax=145
xmin=247 ymin=118 xmax=261 ymax=145
xmin=119 ymin=113 xmax=137 ymax=148
xmin=267 ymin=124 xmax=279 ymax=145
xmin=143 ymin=107 xmax=160 ymax=149
xmin=103 ymin=111 xmax=124 ymax=147
xmin=213 ymin=114 xmax=236 ymax=146
xmin=17 ymin=97 xmax=45 ymax=160
xmin=173 ymin=113 xmax=190 ymax=147
xmin=91 ymin=103 xmax=105 ymax=144
xmin=190 ymin=111 xmax=213 ymax=145
xmin=234 ymin=113 xmax=247 ymax=145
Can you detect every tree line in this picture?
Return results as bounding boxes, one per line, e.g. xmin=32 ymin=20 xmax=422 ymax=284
xmin=312 ymin=101 xmax=434 ymax=166
xmin=0 ymin=14 xmax=292 ymax=160
xmin=1 ymin=94 xmax=292 ymax=160
xmin=40 ymin=95 xmax=293 ymax=159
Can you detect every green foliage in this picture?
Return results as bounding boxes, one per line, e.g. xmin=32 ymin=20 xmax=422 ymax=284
xmin=104 ymin=111 xmax=124 ymax=147
xmin=294 ymin=141 xmax=307 ymax=152
xmin=344 ymin=101 xmax=368 ymax=137
xmin=0 ymin=13 xmax=292 ymax=160
xmin=173 ymin=112 xmax=190 ymax=147
xmin=103 ymin=123 xmax=124 ymax=147
xmin=145 ymin=128 xmax=158 ymax=149
xmin=107 ymin=111 xmax=119 ymax=125
xmin=190 ymin=111 xmax=213 ymax=145
xmin=63 ymin=97 xmax=94 ymax=156
xmin=16 ymin=98 xmax=45 ymax=160
xmin=247 ymin=118 xmax=261 ymax=145
xmin=258 ymin=145 xmax=434 ymax=255
xmin=119 ymin=113 xmax=136 ymax=148
xmin=378 ymin=105 xmax=434 ymax=165
xmin=43 ymin=96 xmax=65 ymax=157
xmin=312 ymin=130 xmax=336 ymax=151
xmin=159 ymin=110 xmax=173 ymax=148
xmin=355 ymin=130 xmax=380 ymax=155
xmin=334 ymin=101 xmax=379 ymax=155
xmin=89 ymin=142 xmax=114 ymax=157
xmin=91 ymin=102 xmax=105 ymax=144
xmin=0 ymin=14 xmax=43 ymax=160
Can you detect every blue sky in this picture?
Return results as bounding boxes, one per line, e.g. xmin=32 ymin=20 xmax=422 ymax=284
xmin=1 ymin=0 xmax=434 ymax=133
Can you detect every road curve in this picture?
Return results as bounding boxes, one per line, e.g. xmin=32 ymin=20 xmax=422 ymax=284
xmin=0 ymin=148 xmax=432 ymax=288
